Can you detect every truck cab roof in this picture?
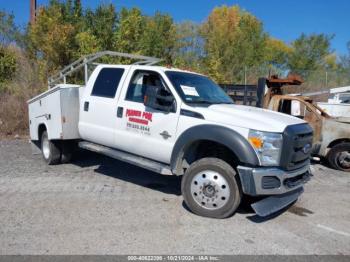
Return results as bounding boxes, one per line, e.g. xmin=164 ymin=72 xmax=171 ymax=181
xmin=95 ymin=64 xmax=203 ymax=76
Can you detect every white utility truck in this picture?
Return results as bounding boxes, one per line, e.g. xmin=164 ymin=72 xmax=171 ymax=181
xmin=28 ymin=51 xmax=313 ymax=218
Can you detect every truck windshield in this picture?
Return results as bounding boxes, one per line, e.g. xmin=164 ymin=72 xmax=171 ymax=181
xmin=165 ymin=71 xmax=233 ymax=105
xmin=339 ymin=94 xmax=350 ymax=104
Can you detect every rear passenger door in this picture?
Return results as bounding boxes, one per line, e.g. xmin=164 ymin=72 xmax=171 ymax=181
xmin=79 ymin=66 xmax=127 ymax=146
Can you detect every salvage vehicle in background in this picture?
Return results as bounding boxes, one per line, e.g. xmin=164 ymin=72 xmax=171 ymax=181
xmin=328 ymin=92 xmax=350 ymax=104
xmin=224 ymin=75 xmax=350 ymax=172
xmin=317 ymin=92 xmax=350 ymax=118
xmin=28 ymin=51 xmax=313 ymax=218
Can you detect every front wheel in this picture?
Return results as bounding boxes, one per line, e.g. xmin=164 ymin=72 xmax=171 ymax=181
xmin=326 ymin=142 xmax=350 ymax=172
xmin=181 ymin=157 xmax=242 ymax=218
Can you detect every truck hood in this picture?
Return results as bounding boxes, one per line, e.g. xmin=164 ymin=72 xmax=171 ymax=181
xmin=191 ymin=104 xmax=306 ymax=133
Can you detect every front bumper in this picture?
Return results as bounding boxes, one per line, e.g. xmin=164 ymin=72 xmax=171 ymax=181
xmin=237 ymin=163 xmax=311 ymax=196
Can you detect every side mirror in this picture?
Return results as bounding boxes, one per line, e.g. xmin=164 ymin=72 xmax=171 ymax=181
xmin=143 ymin=85 xmax=175 ymax=112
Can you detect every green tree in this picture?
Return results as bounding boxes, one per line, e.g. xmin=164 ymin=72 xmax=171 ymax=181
xmin=288 ymin=33 xmax=334 ymax=73
xmin=201 ymin=5 xmax=267 ymax=83
xmin=84 ymin=4 xmax=117 ymax=51
xmin=75 ymin=31 xmax=101 ymax=57
xmin=62 ymin=0 xmax=83 ymax=28
xmin=73 ymin=0 xmax=82 ymax=19
xmin=140 ymin=12 xmax=176 ymax=64
xmin=27 ymin=2 xmax=77 ymax=72
xmin=114 ymin=8 xmax=144 ymax=54
xmin=339 ymin=42 xmax=350 ymax=72
xmin=264 ymin=38 xmax=292 ymax=70
xmin=0 ymin=45 xmax=17 ymax=91
xmin=336 ymin=41 xmax=350 ymax=87
xmin=173 ymin=21 xmax=204 ymax=71
xmin=0 ymin=11 xmax=19 ymax=90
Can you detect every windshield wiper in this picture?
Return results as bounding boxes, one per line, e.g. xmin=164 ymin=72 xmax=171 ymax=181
xmin=188 ymin=99 xmax=214 ymax=104
xmin=213 ymin=101 xmax=234 ymax=104
xmin=187 ymin=99 xmax=233 ymax=105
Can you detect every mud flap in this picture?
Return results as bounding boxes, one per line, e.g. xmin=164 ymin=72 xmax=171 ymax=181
xmin=251 ymin=187 xmax=304 ymax=217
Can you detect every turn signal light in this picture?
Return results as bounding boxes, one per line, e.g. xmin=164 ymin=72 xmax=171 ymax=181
xmin=249 ymin=137 xmax=263 ymax=149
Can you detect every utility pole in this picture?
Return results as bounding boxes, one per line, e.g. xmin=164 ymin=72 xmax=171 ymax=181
xmin=30 ymin=0 xmax=37 ymax=24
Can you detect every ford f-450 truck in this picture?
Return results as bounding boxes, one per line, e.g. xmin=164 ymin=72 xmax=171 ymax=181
xmin=28 ymin=52 xmax=313 ymax=218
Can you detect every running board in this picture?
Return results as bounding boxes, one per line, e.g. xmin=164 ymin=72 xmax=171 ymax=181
xmin=78 ymin=141 xmax=173 ymax=175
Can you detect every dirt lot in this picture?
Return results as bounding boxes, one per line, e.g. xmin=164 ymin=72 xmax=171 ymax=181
xmin=0 ymin=139 xmax=349 ymax=255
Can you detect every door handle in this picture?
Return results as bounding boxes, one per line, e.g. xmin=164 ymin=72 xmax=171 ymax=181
xmin=160 ymin=131 xmax=171 ymax=139
xmin=117 ymin=107 xmax=123 ymax=118
xmin=84 ymin=101 xmax=89 ymax=112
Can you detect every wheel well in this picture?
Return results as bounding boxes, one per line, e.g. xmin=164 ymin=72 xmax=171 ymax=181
xmin=328 ymin=138 xmax=350 ymax=148
xmin=180 ymin=140 xmax=240 ymax=173
xmin=38 ymin=124 xmax=47 ymax=141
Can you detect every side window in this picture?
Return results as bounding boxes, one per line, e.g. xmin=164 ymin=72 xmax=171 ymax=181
xmin=291 ymin=100 xmax=306 ymax=117
xmin=278 ymin=99 xmax=292 ymax=114
xmin=91 ymin=68 xmax=125 ymax=98
xmin=339 ymin=94 xmax=350 ymax=104
xmin=279 ymin=99 xmax=313 ymax=120
xmin=126 ymin=70 xmax=167 ymax=103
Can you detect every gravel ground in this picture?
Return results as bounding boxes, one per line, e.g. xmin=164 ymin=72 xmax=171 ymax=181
xmin=0 ymin=139 xmax=349 ymax=255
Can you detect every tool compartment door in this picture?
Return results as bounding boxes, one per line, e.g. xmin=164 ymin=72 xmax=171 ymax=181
xmin=28 ymin=87 xmax=63 ymax=140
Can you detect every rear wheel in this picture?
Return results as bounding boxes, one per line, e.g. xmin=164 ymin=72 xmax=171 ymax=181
xmin=41 ymin=131 xmax=61 ymax=165
xmin=327 ymin=142 xmax=350 ymax=172
xmin=181 ymin=157 xmax=242 ymax=218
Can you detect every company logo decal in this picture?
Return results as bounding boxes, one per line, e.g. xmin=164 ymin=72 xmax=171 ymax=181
xmin=126 ymin=109 xmax=152 ymax=125
xmin=126 ymin=109 xmax=153 ymax=133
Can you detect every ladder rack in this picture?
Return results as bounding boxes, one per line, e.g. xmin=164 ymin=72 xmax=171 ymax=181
xmin=48 ymin=51 xmax=162 ymax=89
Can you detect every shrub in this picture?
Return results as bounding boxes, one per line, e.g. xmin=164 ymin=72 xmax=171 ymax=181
xmin=0 ymin=93 xmax=28 ymax=137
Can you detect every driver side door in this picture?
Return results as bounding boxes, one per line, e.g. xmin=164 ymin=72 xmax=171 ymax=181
xmin=115 ymin=69 xmax=180 ymax=164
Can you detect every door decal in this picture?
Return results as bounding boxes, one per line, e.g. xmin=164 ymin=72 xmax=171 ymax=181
xmin=126 ymin=108 xmax=153 ymax=133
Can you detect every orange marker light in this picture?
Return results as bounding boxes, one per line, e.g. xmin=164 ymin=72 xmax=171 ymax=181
xmin=249 ymin=137 xmax=263 ymax=149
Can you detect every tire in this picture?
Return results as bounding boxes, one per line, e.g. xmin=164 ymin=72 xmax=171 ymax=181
xmin=41 ymin=131 xmax=61 ymax=165
xmin=326 ymin=142 xmax=350 ymax=172
xmin=181 ymin=157 xmax=242 ymax=218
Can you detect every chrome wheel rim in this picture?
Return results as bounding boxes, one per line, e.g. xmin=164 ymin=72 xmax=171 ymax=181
xmin=337 ymin=151 xmax=350 ymax=169
xmin=190 ymin=170 xmax=230 ymax=210
xmin=42 ymin=135 xmax=50 ymax=159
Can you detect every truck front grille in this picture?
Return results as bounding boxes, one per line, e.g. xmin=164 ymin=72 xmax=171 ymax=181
xmin=283 ymin=171 xmax=311 ymax=188
xmin=280 ymin=124 xmax=313 ymax=171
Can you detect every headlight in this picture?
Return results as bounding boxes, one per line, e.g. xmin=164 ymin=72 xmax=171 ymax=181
xmin=248 ymin=130 xmax=283 ymax=166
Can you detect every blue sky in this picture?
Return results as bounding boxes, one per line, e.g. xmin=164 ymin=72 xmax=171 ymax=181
xmin=1 ymin=0 xmax=349 ymax=55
